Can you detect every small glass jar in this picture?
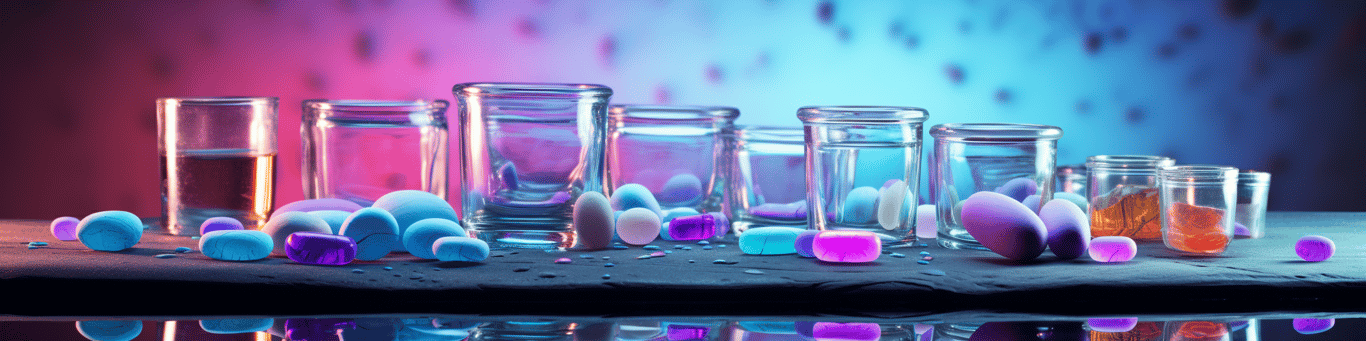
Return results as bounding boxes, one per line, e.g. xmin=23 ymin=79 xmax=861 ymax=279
xmin=1086 ymin=155 xmax=1175 ymax=241
xmin=302 ymin=99 xmax=450 ymax=206
xmin=454 ymin=83 xmax=612 ymax=250
xmin=730 ymin=126 xmax=807 ymax=232
xmin=1159 ymin=165 xmax=1238 ymax=256
xmin=930 ymin=123 xmax=1062 ymax=250
xmin=1235 ymin=171 xmax=1271 ymax=239
xmin=1162 ymin=321 xmax=1229 ymax=341
xmin=607 ymin=105 xmax=738 ymax=217
xmin=1055 ymin=164 xmax=1087 ymax=195
xmin=798 ymin=106 xmax=929 ymax=248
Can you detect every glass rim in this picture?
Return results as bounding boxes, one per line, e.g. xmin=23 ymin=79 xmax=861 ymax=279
xmin=1239 ymin=170 xmax=1271 ymax=183
xmin=738 ymin=125 xmax=804 ymax=142
xmin=929 ymin=123 xmax=1063 ymax=141
xmin=454 ymin=82 xmax=612 ymax=98
xmin=609 ymin=104 xmax=739 ymax=121
xmin=1086 ymin=155 xmax=1176 ymax=169
xmin=157 ymin=96 xmax=277 ymax=106
xmin=796 ymin=105 xmax=928 ymax=123
xmin=304 ymin=99 xmax=449 ymax=112
xmin=1159 ymin=165 xmax=1238 ymax=180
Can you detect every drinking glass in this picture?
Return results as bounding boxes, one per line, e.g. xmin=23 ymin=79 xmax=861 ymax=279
xmin=158 ymin=97 xmax=278 ymax=235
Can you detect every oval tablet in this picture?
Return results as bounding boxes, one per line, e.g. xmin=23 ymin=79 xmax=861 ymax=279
xmin=77 ymin=211 xmax=143 ymax=252
xmin=915 ymin=205 xmax=937 ymax=239
xmin=573 ymin=192 xmax=614 ymax=250
xmin=1089 ymin=236 xmax=1138 ymax=263
xmin=310 ymin=210 xmax=352 ymax=234
xmin=274 ymin=198 xmax=364 ymax=217
xmin=340 ymin=207 xmax=401 ymax=261
xmin=200 ymin=230 xmax=273 ymax=261
xmin=1293 ymin=318 xmax=1334 ymax=335
xmin=372 ymin=190 xmax=460 ymax=251
xmin=51 ymin=216 xmax=80 ymax=241
xmin=433 ymin=236 xmax=490 ymax=262
xmin=812 ymin=322 xmax=881 ymax=341
xmin=402 ymin=218 xmax=465 ymax=259
xmin=616 ymin=208 xmax=662 ymax=245
xmin=842 ymin=186 xmax=879 ymax=224
xmin=994 ymin=178 xmax=1038 ymax=202
xmin=76 ymin=320 xmax=143 ymax=341
xmin=794 ymin=230 xmax=820 ymax=258
xmin=659 ymin=173 xmax=703 ymax=206
xmin=199 ymin=217 xmax=245 ymax=235
xmin=738 ymin=226 xmax=805 ymax=255
xmin=812 ymin=230 xmax=881 ymax=263
xmin=1040 ymin=199 xmax=1090 ymax=260
xmin=877 ymin=180 xmax=909 ymax=230
xmin=200 ymin=318 xmax=274 ymax=334
xmin=611 ymin=184 xmax=662 ymax=217
xmin=1087 ymin=318 xmax=1138 ymax=333
xmin=260 ymin=211 xmax=332 ymax=256
xmin=961 ymin=191 xmax=1047 ymax=261
xmin=1295 ymin=235 xmax=1334 ymax=262
xmin=286 ymin=232 xmax=357 ymax=266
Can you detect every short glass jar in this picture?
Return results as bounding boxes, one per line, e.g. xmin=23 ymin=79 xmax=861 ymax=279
xmin=1235 ymin=171 xmax=1271 ymax=239
xmin=730 ymin=126 xmax=807 ymax=232
xmin=930 ymin=123 xmax=1062 ymax=250
xmin=302 ymin=99 xmax=449 ymax=206
xmin=1159 ymin=165 xmax=1238 ymax=256
xmin=607 ymin=105 xmax=738 ymax=218
xmin=799 ymin=106 xmax=929 ymax=248
xmin=1086 ymin=155 xmax=1175 ymax=241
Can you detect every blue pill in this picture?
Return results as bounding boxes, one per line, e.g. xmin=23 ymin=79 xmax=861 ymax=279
xmin=310 ymin=210 xmax=352 ymax=234
xmin=76 ymin=211 xmax=143 ymax=252
xmin=51 ymin=216 xmax=80 ymax=241
xmin=794 ymin=230 xmax=819 ymax=258
xmin=174 ymin=246 xmax=192 ymax=253
xmin=200 ymin=318 xmax=274 ymax=334
xmin=433 ymin=236 xmax=490 ymax=262
xmin=340 ymin=207 xmax=401 ymax=261
xmin=842 ymin=187 xmax=880 ymax=224
xmin=76 ymin=320 xmax=143 ymax=341
xmin=739 ymin=321 xmax=798 ymax=334
xmin=199 ymin=217 xmax=245 ymax=235
xmin=738 ymin=227 xmax=805 ymax=255
xmin=200 ymin=230 xmax=273 ymax=261
xmin=499 ymin=162 xmax=519 ymax=190
xmin=611 ymin=183 xmax=662 ymax=217
xmin=259 ymin=211 xmax=332 ymax=256
xmin=154 ymin=254 xmax=176 ymax=259
xmin=661 ymin=207 xmax=700 ymax=222
xmin=402 ymin=218 xmax=465 ymax=259
xmin=373 ymin=190 xmax=461 ymax=251
xmin=659 ymin=173 xmax=703 ymax=206
xmin=29 ymin=241 xmax=48 ymax=247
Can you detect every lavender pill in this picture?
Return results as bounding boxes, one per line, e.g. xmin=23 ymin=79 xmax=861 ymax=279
xmin=286 ymin=232 xmax=357 ymax=266
xmin=1295 ymin=235 xmax=1334 ymax=262
xmin=51 ymin=216 xmax=80 ymax=241
xmin=199 ymin=216 xmax=244 ymax=235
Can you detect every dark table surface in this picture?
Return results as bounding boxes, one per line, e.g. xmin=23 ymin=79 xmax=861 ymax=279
xmin=3 ymin=212 xmax=1364 ymax=317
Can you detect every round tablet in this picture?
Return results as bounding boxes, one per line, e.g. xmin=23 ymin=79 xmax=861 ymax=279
xmin=339 ymin=207 xmax=400 ymax=261
xmin=572 ymin=192 xmax=614 ymax=250
xmin=616 ymin=208 xmax=662 ymax=245
xmin=76 ymin=320 xmax=143 ymax=341
xmin=259 ymin=212 xmax=332 ymax=256
xmin=611 ymin=184 xmax=662 ymax=217
xmin=402 ymin=218 xmax=465 ymax=259
xmin=373 ymin=190 xmax=460 ymax=251
xmin=199 ymin=217 xmax=244 ymax=235
xmin=659 ymin=173 xmax=703 ymax=206
xmin=51 ymin=216 xmax=80 ymax=241
xmin=76 ymin=211 xmax=143 ymax=252
xmin=841 ymin=186 xmax=879 ymax=224
xmin=200 ymin=230 xmax=273 ymax=261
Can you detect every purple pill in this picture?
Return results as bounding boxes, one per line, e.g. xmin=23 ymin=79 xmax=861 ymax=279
xmin=499 ymin=162 xmax=519 ymax=190
xmin=749 ymin=201 xmax=808 ymax=220
xmin=274 ymin=198 xmax=364 ymax=217
xmin=200 ymin=217 xmax=244 ymax=235
xmin=51 ymin=216 xmax=79 ymax=241
xmin=669 ymin=214 xmax=719 ymax=240
xmin=994 ymin=178 xmax=1039 ymax=202
xmin=286 ymin=232 xmax=357 ymax=266
xmin=968 ymin=322 xmax=1036 ymax=341
xmin=659 ymin=173 xmax=703 ymax=206
xmin=1087 ymin=317 xmax=1138 ymax=333
xmin=812 ymin=231 xmax=881 ymax=263
xmin=709 ymin=212 xmax=730 ymax=237
xmin=812 ymin=322 xmax=880 ymax=341
xmin=1295 ymin=235 xmax=1334 ymax=262
xmin=1293 ymin=318 xmax=1334 ymax=334
xmin=1234 ymin=222 xmax=1250 ymax=237
xmin=1089 ymin=236 xmax=1137 ymax=263
xmin=285 ymin=318 xmax=355 ymax=341
xmin=794 ymin=230 xmax=819 ymax=258
xmin=666 ymin=324 xmax=710 ymax=341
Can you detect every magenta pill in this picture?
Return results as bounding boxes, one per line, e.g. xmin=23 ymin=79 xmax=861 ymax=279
xmin=285 ymin=232 xmax=357 ymax=266
xmin=811 ymin=230 xmax=881 ymax=263
xmin=668 ymin=214 xmax=718 ymax=240
xmin=1293 ymin=318 xmax=1334 ymax=334
xmin=1089 ymin=236 xmax=1137 ymax=263
xmin=1087 ymin=317 xmax=1138 ymax=333
xmin=200 ymin=217 xmax=245 ymax=235
xmin=813 ymin=322 xmax=880 ymax=341
xmin=51 ymin=216 xmax=80 ymax=241
xmin=1295 ymin=235 xmax=1334 ymax=262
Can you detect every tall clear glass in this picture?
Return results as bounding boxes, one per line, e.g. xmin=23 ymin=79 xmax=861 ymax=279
xmin=1086 ymin=155 xmax=1175 ymax=241
xmin=1235 ymin=171 xmax=1270 ymax=239
xmin=607 ymin=105 xmax=738 ymax=216
xmin=1160 ymin=165 xmax=1238 ymax=256
xmin=302 ymin=100 xmax=449 ymax=206
xmin=731 ymin=126 xmax=807 ymax=232
xmin=455 ymin=83 xmax=612 ymax=250
xmin=931 ymin=123 xmax=1062 ymax=250
xmin=158 ymin=97 xmax=278 ymax=235
xmin=799 ymin=106 xmax=928 ymax=248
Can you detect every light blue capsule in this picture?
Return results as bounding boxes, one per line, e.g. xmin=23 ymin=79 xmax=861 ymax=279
xmin=340 ymin=207 xmax=401 ymax=261
xmin=310 ymin=210 xmax=353 ymax=234
xmin=76 ymin=211 xmax=143 ymax=252
xmin=738 ymin=227 xmax=806 ymax=255
xmin=402 ymin=218 xmax=465 ymax=259
xmin=842 ymin=187 xmax=880 ymax=224
xmin=200 ymin=230 xmax=273 ymax=261
xmin=77 ymin=320 xmax=142 ymax=341
xmin=433 ymin=236 xmax=490 ymax=262
xmin=611 ymin=184 xmax=662 ymax=217
xmin=200 ymin=318 xmax=274 ymax=334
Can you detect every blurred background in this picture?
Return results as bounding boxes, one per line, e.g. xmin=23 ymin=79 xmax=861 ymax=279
xmin=1 ymin=0 xmax=1363 ymax=221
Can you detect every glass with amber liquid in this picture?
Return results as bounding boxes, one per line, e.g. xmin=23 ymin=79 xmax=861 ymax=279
xmin=1086 ymin=155 xmax=1175 ymax=241
xmin=1159 ymin=165 xmax=1238 ymax=255
xmin=158 ymin=97 xmax=278 ymax=235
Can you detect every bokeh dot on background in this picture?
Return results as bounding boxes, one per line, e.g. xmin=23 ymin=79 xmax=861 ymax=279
xmin=0 ymin=0 xmax=1362 ymax=220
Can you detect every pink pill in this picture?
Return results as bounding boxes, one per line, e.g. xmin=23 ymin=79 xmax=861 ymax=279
xmin=200 ymin=217 xmax=245 ymax=235
xmin=811 ymin=231 xmax=881 ymax=263
xmin=1087 ymin=317 xmax=1138 ymax=332
xmin=812 ymin=322 xmax=880 ymax=341
xmin=51 ymin=216 xmax=80 ymax=241
xmin=1295 ymin=235 xmax=1334 ymax=262
xmin=1089 ymin=236 xmax=1137 ymax=263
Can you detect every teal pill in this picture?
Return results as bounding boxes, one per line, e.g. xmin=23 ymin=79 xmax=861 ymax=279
xmin=259 ymin=211 xmax=332 ymax=256
xmin=738 ymin=226 xmax=805 ymax=255
xmin=340 ymin=207 xmax=401 ymax=261
xmin=739 ymin=321 xmax=798 ymax=334
xmin=200 ymin=230 xmax=273 ymax=261
xmin=76 ymin=320 xmax=142 ymax=341
xmin=200 ymin=318 xmax=274 ymax=334
xmin=403 ymin=218 xmax=465 ymax=259
xmin=611 ymin=183 xmax=662 ymax=217
xmin=842 ymin=186 xmax=880 ymax=224
xmin=433 ymin=236 xmax=490 ymax=262
xmin=372 ymin=190 xmax=460 ymax=251
xmin=76 ymin=211 xmax=143 ymax=252
xmin=310 ymin=210 xmax=352 ymax=234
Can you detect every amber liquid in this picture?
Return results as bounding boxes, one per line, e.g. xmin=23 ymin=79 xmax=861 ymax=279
xmin=161 ymin=149 xmax=276 ymax=235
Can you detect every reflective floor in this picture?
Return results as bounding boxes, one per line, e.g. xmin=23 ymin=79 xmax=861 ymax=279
xmin=1 ymin=314 xmax=1358 ymax=341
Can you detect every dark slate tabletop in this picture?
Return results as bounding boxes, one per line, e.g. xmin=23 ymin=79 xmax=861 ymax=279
xmin=3 ymin=212 xmax=1365 ymax=317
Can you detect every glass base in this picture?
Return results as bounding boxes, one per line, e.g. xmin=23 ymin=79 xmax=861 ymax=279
xmin=473 ymin=229 xmax=574 ymax=250
xmin=936 ymin=231 xmax=988 ymax=250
